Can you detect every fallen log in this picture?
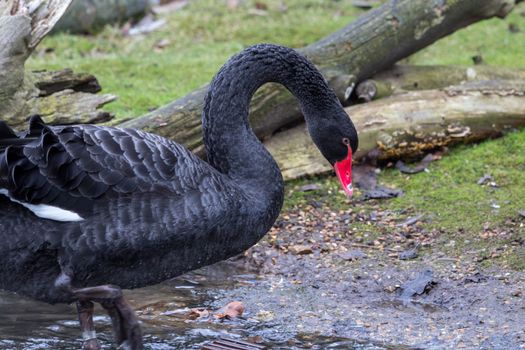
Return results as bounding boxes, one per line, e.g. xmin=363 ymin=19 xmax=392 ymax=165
xmin=53 ymin=0 xmax=151 ymax=34
xmin=121 ymin=0 xmax=524 ymax=156
xmin=266 ymin=79 xmax=525 ymax=180
xmin=3 ymin=68 xmax=116 ymax=128
xmin=0 ymin=1 xmax=116 ymax=127
xmin=0 ymin=0 xmax=72 ymax=116
xmin=18 ymin=69 xmax=115 ymax=128
xmin=9 ymin=64 xmax=524 ymax=132
xmin=354 ymin=65 xmax=525 ymax=101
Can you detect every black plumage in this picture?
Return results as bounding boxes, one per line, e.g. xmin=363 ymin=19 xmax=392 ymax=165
xmin=0 ymin=44 xmax=358 ymax=349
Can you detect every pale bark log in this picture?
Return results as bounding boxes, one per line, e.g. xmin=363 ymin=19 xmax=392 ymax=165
xmin=0 ymin=0 xmax=73 ymax=49
xmin=1 ymin=68 xmax=116 ymax=128
xmin=54 ymin=0 xmax=151 ymax=34
xmin=0 ymin=1 xmax=115 ymax=127
xmin=266 ymin=80 xmax=525 ymax=180
xmin=121 ymin=0 xmax=524 ymax=157
xmin=0 ymin=0 xmax=74 ymax=115
xmin=356 ymin=65 xmax=525 ymax=101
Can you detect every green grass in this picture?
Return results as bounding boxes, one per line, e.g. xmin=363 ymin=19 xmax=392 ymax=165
xmin=284 ymin=130 xmax=525 ymax=269
xmin=383 ymin=131 xmax=525 ymax=232
xmin=28 ymin=0 xmax=363 ymax=119
xmin=27 ymin=1 xmax=525 ymax=119
xmin=408 ymin=8 xmax=525 ymax=68
xmin=384 ymin=131 xmax=525 ymax=268
xmin=27 ymin=0 xmax=525 ymax=268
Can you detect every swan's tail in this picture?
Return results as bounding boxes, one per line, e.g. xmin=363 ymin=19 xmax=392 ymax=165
xmin=0 ymin=116 xmax=44 ymax=151
xmin=0 ymin=121 xmax=20 ymax=151
xmin=0 ymin=116 xmax=44 ymax=188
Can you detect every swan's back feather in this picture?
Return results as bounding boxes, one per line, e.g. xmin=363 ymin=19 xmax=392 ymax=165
xmin=0 ymin=116 xmax=213 ymax=218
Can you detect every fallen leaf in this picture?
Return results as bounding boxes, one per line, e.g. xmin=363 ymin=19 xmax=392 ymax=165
xmin=508 ymin=23 xmax=520 ymax=33
xmin=203 ymin=337 xmax=265 ymax=350
xmin=351 ymin=0 xmax=380 ymax=9
xmin=361 ymin=185 xmax=403 ymax=200
xmin=186 ymin=307 xmax=209 ymax=320
xmin=477 ymin=174 xmax=498 ymax=188
xmin=384 ymin=285 xmax=398 ymax=293
xmin=246 ymin=335 xmax=264 ymax=344
xmin=400 ymin=268 xmax=436 ymax=302
xmin=154 ymin=39 xmax=171 ymax=49
xmin=353 ymin=164 xmax=403 ymax=200
xmin=288 ymin=244 xmax=313 ymax=255
xmin=255 ymin=310 xmax=275 ymax=321
xmin=339 ymin=249 xmax=367 ymax=261
xmin=472 ymin=55 xmax=483 ymax=65
xmin=128 ymin=14 xmax=166 ymax=36
xmin=491 ymin=202 xmax=500 ymax=209
xmin=463 ymin=272 xmax=489 ymax=284
xmin=353 ymin=164 xmax=377 ymax=190
xmin=153 ymin=0 xmax=188 ymax=14
xmin=214 ymin=301 xmax=245 ymax=320
xmin=299 ymin=184 xmax=321 ymax=192
xmin=247 ymin=8 xmax=268 ymax=16
xmin=477 ymin=173 xmax=493 ymax=185
xmin=254 ymin=2 xmax=268 ymax=10
xmin=399 ymin=243 xmax=420 ymax=260
xmin=397 ymin=214 xmax=424 ymax=227
xmin=355 ymin=79 xmax=377 ymax=102
xmin=395 ymin=153 xmax=436 ymax=174
xmin=227 ymin=0 xmax=239 ymax=9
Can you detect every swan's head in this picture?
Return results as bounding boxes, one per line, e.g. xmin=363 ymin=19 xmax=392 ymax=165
xmin=307 ymin=107 xmax=358 ymax=197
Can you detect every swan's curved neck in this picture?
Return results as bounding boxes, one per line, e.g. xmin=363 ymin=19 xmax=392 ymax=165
xmin=202 ymin=44 xmax=338 ymax=192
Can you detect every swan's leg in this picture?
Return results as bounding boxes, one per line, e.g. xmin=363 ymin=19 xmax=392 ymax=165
xmin=73 ymin=285 xmax=143 ymax=350
xmin=54 ymin=271 xmax=104 ymax=349
xmin=99 ymin=300 xmax=126 ymax=344
xmin=76 ymin=300 xmax=101 ymax=350
xmin=54 ymin=272 xmax=143 ymax=350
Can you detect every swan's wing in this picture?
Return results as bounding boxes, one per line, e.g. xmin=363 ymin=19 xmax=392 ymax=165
xmin=0 ymin=116 xmax=213 ymax=220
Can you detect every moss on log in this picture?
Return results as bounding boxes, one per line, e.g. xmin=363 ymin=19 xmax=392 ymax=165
xmin=33 ymin=69 xmax=103 ymax=96
xmin=2 ymin=69 xmax=116 ymax=129
xmin=357 ymin=64 xmax=525 ymax=101
xmin=27 ymin=88 xmax=115 ymax=126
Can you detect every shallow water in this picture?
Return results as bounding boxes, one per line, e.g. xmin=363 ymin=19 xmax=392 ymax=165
xmin=0 ymin=262 xmax=409 ymax=350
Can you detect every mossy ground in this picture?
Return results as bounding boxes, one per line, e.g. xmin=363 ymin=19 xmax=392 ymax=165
xmin=28 ymin=0 xmax=525 ymax=269
xmin=285 ymin=129 xmax=525 ymax=270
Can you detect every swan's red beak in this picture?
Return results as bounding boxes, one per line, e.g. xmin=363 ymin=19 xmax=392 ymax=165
xmin=334 ymin=146 xmax=353 ymax=197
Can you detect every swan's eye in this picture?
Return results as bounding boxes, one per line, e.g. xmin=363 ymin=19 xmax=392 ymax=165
xmin=342 ymin=138 xmax=350 ymax=145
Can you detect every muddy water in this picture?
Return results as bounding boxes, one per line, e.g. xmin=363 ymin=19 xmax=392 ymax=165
xmin=0 ymin=262 xmax=406 ymax=350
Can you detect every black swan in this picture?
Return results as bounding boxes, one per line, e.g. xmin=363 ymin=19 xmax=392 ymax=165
xmin=0 ymin=44 xmax=357 ymax=349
